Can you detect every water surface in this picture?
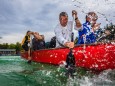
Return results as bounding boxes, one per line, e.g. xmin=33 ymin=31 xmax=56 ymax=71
xmin=0 ymin=56 xmax=115 ymax=86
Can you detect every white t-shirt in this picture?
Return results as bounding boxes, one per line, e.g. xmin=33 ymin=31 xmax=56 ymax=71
xmin=54 ymin=21 xmax=78 ymax=47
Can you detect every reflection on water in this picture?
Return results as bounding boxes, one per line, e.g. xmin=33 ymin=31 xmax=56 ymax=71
xmin=0 ymin=56 xmax=115 ymax=86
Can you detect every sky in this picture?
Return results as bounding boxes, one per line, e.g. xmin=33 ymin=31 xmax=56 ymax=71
xmin=0 ymin=0 xmax=115 ymax=44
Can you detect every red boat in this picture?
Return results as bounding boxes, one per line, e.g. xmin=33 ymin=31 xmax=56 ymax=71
xmin=21 ymin=42 xmax=115 ymax=71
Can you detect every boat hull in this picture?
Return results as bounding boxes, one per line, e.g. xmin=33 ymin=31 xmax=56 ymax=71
xmin=21 ymin=43 xmax=115 ymax=70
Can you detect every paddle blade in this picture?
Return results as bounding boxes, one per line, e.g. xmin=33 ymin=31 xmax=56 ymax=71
xmin=65 ymin=49 xmax=76 ymax=78
xmin=66 ymin=49 xmax=75 ymax=68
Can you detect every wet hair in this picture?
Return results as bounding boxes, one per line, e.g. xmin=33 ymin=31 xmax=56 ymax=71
xmin=86 ymin=12 xmax=98 ymax=20
xmin=59 ymin=12 xmax=68 ymax=19
xmin=26 ymin=30 xmax=31 ymax=35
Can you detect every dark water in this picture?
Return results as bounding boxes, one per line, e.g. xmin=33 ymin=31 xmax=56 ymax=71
xmin=0 ymin=56 xmax=115 ymax=86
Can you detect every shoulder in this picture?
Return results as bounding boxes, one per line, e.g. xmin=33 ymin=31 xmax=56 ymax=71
xmin=82 ymin=22 xmax=89 ymax=28
xmin=25 ymin=35 xmax=28 ymax=39
xmin=54 ymin=23 xmax=62 ymax=32
xmin=83 ymin=22 xmax=87 ymax=26
xmin=68 ymin=21 xmax=72 ymax=25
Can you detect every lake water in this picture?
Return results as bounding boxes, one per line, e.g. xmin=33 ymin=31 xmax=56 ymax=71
xmin=0 ymin=56 xmax=115 ymax=86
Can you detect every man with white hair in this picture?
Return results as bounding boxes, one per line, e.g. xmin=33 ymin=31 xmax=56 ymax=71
xmin=77 ymin=12 xmax=101 ymax=44
xmin=54 ymin=10 xmax=81 ymax=48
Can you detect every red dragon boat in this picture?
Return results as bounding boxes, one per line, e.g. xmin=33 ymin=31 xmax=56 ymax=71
xmin=21 ymin=42 xmax=115 ymax=71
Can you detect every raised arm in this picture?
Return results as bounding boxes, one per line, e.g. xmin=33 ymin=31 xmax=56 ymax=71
xmin=33 ymin=32 xmax=44 ymax=40
xmin=72 ymin=10 xmax=82 ymax=29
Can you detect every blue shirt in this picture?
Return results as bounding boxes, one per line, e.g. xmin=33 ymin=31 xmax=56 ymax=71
xmin=77 ymin=21 xmax=96 ymax=44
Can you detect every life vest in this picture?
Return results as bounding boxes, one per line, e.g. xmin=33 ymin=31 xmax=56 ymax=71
xmin=77 ymin=22 xmax=96 ymax=44
xmin=21 ymin=35 xmax=30 ymax=46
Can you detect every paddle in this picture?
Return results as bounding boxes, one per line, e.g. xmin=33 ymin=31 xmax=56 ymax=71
xmin=65 ymin=12 xmax=76 ymax=78
xmin=27 ymin=34 xmax=33 ymax=64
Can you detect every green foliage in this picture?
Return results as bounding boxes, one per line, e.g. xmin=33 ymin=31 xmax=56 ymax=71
xmin=0 ymin=42 xmax=22 ymax=51
xmin=0 ymin=43 xmax=9 ymax=49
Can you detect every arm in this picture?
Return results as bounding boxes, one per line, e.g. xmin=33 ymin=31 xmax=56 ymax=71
xmin=104 ymin=30 xmax=111 ymax=36
xmin=75 ymin=18 xmax=82 ymax=28
xmin=54 ymin=25 xmax=74 ymax=48
xmin=72 ymin=10 xmax=82 ymax=29
xmin=92 ymin=23 xmax=101 ymax=31
xmin=33 ymin=32 xmax=44 ymax=40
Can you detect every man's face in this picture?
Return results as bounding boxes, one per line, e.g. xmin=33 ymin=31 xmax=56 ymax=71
xmin=59 ymin=16 xmax=68 ymax=27
xmin=27 ymin=31 xmax=31 ymax=35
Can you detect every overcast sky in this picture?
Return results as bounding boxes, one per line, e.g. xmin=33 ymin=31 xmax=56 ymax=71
xmin=0 ymin=0 xmax=115 ymax=44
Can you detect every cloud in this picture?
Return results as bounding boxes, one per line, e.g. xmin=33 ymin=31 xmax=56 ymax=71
xmin=0 ymin=33 xmax=24 ymax=44
xmin=0 ymin=0 xmax=115 ymax=44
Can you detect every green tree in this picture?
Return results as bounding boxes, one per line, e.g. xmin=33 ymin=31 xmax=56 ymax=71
xmin=9 ymin=43 xmax=16 ymax=49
